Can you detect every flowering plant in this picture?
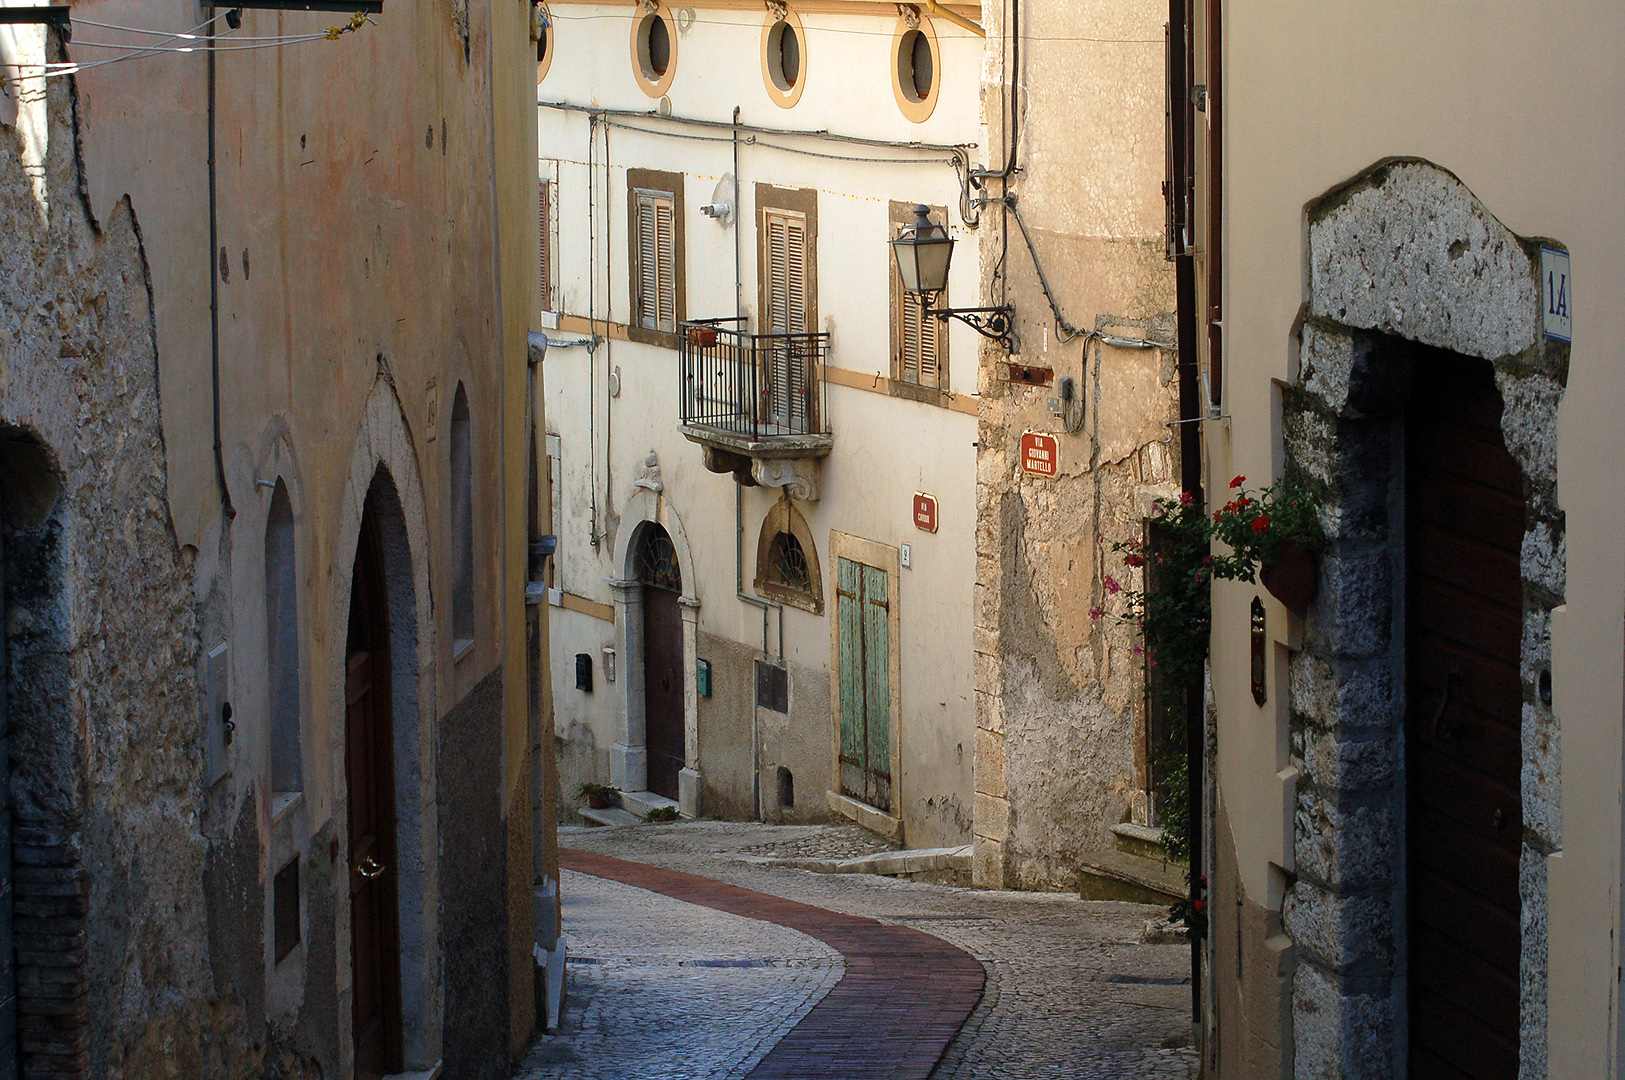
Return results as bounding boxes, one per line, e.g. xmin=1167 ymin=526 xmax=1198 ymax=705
xmin=1093 ymin=474 xmax=1325 ymax=871
xmin=1208 ymin=474 xmax=1327 ymax=581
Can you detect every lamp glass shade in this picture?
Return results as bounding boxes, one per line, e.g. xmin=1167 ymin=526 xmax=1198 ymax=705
xmin=890 ymin=207 xmax=954 ymax=295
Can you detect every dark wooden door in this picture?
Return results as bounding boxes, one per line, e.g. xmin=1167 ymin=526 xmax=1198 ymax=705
xmin=346 ymin=515 xmax=403 ymax=1079
xmin=1405 ymin=352 xmax=1523 ymax=1079
xmin=644 ymin=585 xmax=684 ymax=801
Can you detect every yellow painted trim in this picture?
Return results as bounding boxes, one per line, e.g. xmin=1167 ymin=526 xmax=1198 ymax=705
xmin=823 ymin=364 xmax=977 ymax=415
xmin=559 ymin=592 xmax=616 ymax=622
xmin=554 ymin=315 xmax=974 ymax=414
xmin=556 ymin=313 xmax=632 ymax=341
xmin=550 ymin=0 xmax=984 ymax=21
xmin=921 ymin=0 xmax=983 ymax=37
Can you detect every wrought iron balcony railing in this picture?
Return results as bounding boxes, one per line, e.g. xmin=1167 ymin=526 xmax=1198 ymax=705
xmin=680 ymin=319 xmax=830 ymax=441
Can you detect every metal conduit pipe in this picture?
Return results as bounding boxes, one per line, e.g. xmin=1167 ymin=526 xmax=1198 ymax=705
xmin=539 ymin=99 xmax=976 ymax=154
xmin=920 ymin=0 xmax=985 ymax=37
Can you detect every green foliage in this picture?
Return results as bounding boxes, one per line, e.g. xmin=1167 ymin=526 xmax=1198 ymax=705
xmin=643 ymin=805 xmax=681 ymax=823
xmin=1097 ymin=476 xmax=1326 ymax=911
xmin=575 ymin=782 xmax=620 ymax=809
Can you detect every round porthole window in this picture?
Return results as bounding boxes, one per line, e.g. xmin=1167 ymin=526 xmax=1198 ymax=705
xmin=760 ymin=9 xmax=807 ymax=108
xmin=890 ymin=16 xmax=940 ymax=122
xmin=534 ymin=2 xmax=554 ymax=84
xmin=630 ymin=6 xmax=678 ymax=97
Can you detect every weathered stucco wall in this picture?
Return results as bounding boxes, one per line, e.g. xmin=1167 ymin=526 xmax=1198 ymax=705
xmin=972 ymin=0 xmax=1178 ymax=889
xmin=0 ymin=54 xmax=247 ymax=1079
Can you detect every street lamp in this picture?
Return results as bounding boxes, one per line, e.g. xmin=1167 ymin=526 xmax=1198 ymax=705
xmin=889 ymin=205 xmax=1015 ymax=351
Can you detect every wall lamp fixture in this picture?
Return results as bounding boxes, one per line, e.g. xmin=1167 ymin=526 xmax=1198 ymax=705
xmin=890 ymin=204 xmax=1015 ymax=352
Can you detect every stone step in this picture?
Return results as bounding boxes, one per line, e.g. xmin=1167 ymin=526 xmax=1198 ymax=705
xmin=617 ymin=790 xmax=681 ymax=819
xmin=741 ymin=844 xmax=972 ymax=884
xmin=579 ymin=805 xmax=641 ymax=827
xmin=1111 ymin=822 xmax=1169 ymax=861
xmin=1078 ymin=848 xmax=1188 ymax=905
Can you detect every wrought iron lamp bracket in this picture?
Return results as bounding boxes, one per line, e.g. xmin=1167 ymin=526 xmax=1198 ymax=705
xmin=923 ymin=301 xmax=1016 ymax=352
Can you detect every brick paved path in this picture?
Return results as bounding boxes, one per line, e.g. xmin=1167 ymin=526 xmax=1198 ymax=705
xmin=562 ymin=849 xmax=985 ymax=1080
xmin=524 ymin=824 xmax=1198 ymax=1080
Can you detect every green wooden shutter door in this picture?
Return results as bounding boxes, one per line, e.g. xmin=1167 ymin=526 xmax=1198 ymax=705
xmin=837 ymin=557 xmax=865 ymax=801
xmin=861 ymin=563 xmax=891 ymax=810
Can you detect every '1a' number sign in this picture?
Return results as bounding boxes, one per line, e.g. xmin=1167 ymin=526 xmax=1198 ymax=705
xmin=1542 ymin=246 xmax=1571 ymax=344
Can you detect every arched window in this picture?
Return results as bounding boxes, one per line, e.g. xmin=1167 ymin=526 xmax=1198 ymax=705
xmin=754 ymin=497 xmax=823 ymax=613
xmin=265 ymin=480 xmax=301 ymax=794
xmin=450 ymin=385 xmax=474 ymax=649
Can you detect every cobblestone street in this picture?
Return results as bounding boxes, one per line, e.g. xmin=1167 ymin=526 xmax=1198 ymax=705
xmin=517 ymin=823 xmax=1198 ymax=1080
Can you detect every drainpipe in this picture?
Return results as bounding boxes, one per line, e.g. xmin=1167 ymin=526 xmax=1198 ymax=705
xmin=206 ymin=9 xmax=234 ymax=521
xmin=920 ymin=0 xmax=985 ymax=37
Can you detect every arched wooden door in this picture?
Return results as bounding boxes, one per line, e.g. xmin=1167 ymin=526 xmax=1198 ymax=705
xmin=1405 ymin=351 xmax=1523 ymax=1078
xmin=637 ymin=524 xmax=684 ymax=801
xmin=347 ymin=509 xmax=403 ymax=1079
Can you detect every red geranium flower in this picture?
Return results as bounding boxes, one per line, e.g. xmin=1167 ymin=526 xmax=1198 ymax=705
xmin=1179 ymin=491 xmax=1194 ymax=507
xmin=1251 ymin=515 xmax=1270 ymax=533
xmin=1230 ymin=475 xmax=1245 ymax=489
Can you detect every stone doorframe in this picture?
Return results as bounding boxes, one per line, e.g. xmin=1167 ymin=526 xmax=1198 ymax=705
xmin=607 ymin=465 xmax=703 ymax=817
xmin=1280 ymin=159 xmax=1566 ymax=1077
xmin=329 ymin=376 xmax=441 ymax=1075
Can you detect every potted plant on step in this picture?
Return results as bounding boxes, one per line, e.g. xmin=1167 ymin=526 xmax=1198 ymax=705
xmin=576 ymin=782 xmax=620 ymax=810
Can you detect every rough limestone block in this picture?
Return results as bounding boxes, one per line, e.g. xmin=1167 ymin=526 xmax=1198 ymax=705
xmin=1282 ymin=880 xmax=1393 ymax=976
xmin=1292 ymin=961 xmax=1397 ymax=1080
xmin=1293 ymin=794 xmax=1396 ymax=890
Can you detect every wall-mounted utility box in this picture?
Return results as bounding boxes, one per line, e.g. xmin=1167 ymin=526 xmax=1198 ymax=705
xmin=755 ymin=660 xmax=788 ymax=713
xmin=574 ymin=652 xmax=592 ymax=693
xmin=697 ymin=658 xmax=712 ymax=698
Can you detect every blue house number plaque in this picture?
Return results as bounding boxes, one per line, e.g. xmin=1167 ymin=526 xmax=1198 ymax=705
xmin=1542 ymin=246 xmax=1572 ymax=344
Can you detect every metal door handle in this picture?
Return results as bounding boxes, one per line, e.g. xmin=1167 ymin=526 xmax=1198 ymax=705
xmin=1425 ymin=669 xmax=1466 ymax=744
xmin=356 ymin=855 xmax=385 ymax=879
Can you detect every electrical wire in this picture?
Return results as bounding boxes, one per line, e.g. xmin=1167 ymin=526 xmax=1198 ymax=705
xmin=546 ymin=8 xmax=1155 ymax=43
xmin=29 ymin=11 xmax=372 ymax=79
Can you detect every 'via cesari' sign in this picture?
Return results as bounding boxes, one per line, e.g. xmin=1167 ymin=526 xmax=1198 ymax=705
xmin=913 ymin=492 xmax=938 ymax=533
xmin=1020 ymin=431 xmax=1058 ymax=477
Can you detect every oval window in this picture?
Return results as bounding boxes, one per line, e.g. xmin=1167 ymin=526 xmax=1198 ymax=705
xmin=890 ymin=16 xmax=939 ymax=122
xmin=761 ymin=10 xmax=807 ymax=108
xmin=900 ymin=28 xmax=932 ymax=100
xmin=630 ymin=6 xmax=678 ymax=96
xmin=535 ymin=2 xmax=554 ymax=84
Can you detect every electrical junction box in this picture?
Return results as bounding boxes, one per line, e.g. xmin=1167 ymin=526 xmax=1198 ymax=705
xmin=697 ymin=658 xmax=712 ymax=698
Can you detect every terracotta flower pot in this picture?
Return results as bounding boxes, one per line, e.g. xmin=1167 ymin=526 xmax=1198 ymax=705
xmin=687 ymin=326 xmax=718 ymax=348
xmin=586 ymin=793 xmax=615 ymax=810
xmin=1260 ymin=538 xmax=1318 ymax=616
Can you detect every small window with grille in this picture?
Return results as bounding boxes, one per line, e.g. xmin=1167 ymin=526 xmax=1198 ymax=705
xmin=754 ymin=498 xmax=823 ymax=614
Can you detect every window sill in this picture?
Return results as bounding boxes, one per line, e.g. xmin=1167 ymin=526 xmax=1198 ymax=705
xmin=453 ymin=637 xmax=475 ymax=664
xmin=271 ymin=790 xmax=304 ymax=824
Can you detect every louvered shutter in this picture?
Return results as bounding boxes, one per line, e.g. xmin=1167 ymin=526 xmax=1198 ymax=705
xmin=654 ymin=198 xmax=676 ymax=331
xmin=916 ymin=294 xmax=939 ymax=387
xmin=634 ymin=190 xmax=677 ymax=332
xmin=762 ymin=210 xmax=810 ymax=430
xmin=538 ymin=179 xmax=551 ymax=311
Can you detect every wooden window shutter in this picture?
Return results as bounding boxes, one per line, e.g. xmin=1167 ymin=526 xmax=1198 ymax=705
xmin=916 ymin=295 xmax=940 ymax=387
xmin=538 ymin=179 xmax=552 ymax=312
xmin=655 ymin=197 xmax=676 ymax=330
xmin=763 ymin=210 xmax=808 ymax=333
xmin=892 ymin=217 xmax=941 ymax=389
xmin=633 ymin=190 xmax=676 ymax=331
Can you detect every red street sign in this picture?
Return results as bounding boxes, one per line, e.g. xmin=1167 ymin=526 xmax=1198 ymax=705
xmin=1020 ymin=431 xmax=1058 ymax=477
xmin=913 ymin=492 xmax=938 ymax=533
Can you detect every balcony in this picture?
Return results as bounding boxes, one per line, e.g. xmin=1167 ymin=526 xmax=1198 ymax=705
xmin=679 ymin=319 xmax=832 ymax=500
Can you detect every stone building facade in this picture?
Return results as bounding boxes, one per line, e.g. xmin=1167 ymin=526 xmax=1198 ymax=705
xmin=0 ymin=3 xmax=554 ymax=1078
xmin=1178 ymin=2 xmax=1624 ymax=1075
xmin=970 ymin=0 xmax=1179 ymax=889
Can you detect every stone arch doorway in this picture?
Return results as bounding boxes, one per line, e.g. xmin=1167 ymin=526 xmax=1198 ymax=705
xmin=1283 ymin=159 xmax=1565 ymax=1077
xmin=608 ymin=456 xmax=702 ymax=816
xmin=346 ymin=478 xmax=404 ymax=1078
xmin=331 ymin=380 xmax=439 ymax=1075
xmin=635 ymin=523 xmax=685 ymax=801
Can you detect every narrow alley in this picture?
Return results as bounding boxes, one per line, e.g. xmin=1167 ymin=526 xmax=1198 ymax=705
xmin=520 ymin=824 xmax=1197 ymax=1079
